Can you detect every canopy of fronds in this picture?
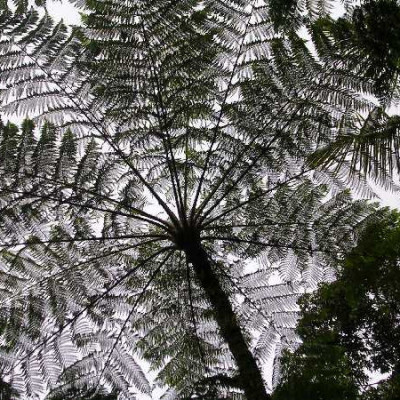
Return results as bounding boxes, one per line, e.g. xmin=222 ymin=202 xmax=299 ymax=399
xmin=0 ymin=0 xmax=398 ymax=399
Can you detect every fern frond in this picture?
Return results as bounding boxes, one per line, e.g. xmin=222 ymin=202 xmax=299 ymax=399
xmin=309 ymin=107 xmax=400 ymax=190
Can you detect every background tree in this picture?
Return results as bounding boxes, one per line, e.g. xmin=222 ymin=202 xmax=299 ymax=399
xmin=0 ymin=0 xmax=399 ymax=399
xmin=273 ymin=209 xmax=400 ymax=400
xmin=0 ymin=376 xmax=19 ymax=400
xmin=308 ymin=0 xmax=400 ymax=190
xmin=311 ymin=0 xmax=400 ymax=102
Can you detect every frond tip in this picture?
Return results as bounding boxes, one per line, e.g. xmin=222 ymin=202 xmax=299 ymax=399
xmin=308 ymin=107 xmax=400 ymax=190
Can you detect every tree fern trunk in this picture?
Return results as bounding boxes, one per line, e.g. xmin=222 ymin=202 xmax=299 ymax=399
xmin=185 ymin=243 xmax=270 ymax=400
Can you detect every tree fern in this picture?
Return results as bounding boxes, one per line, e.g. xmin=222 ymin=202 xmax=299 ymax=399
xmin=309 ymin=107 xmax=400 ymax=190
xmin=0 ymin=1 xmax=397 ymax=399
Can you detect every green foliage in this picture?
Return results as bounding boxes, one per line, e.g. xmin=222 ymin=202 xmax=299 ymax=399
xmin=269 ymin=0 xmax=336 ymax=30
xmin=0 ymin=376 xmax=20 ymax=399
xmin=363 ymin=375 xmax=400 ymax=400
xmin=46 ymin=385 xmax=118 ymax=400
xmin=308 ymin=107 xmax=400 ymax=191
xmin=273 ymin=346 xmax=358 ymax=400
xmin=0 ymin=0 xmax=398 ymax=399
xmin=311 ymin=0 xmax=400 ymax=102
xmin=307 ymin=1 xmax=400 ymax=189
xmin=269 ymin=0 xmax=298 ymax=29
xmin=0 ymin=120 xmax=20 ymax=172
xmin=274 ymin=209 xmax=400 ymax=400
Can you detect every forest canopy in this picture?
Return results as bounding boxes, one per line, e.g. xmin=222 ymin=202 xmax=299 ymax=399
xmin=273 ymin=209 xmax=400 ymax=400
xmin=0 ymin=0 xmax=399 ymax=399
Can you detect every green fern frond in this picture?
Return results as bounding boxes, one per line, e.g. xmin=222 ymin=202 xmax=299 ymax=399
xmin=309 ymin=107 xmax=400 ymax=190
xmin=0 ymin=1 xmax=397 ymax=399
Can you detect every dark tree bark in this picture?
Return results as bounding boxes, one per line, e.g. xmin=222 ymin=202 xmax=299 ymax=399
xmin=184 ymin=242 xmax=271 ymax=400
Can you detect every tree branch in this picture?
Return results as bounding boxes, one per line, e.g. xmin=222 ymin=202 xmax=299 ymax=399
xmin=185 ymin=255 xmax=207 ymax=369
xmin=0 ymin=233 xmax=169 ymax=249
xmin=94 ymin=249 xmax=175 ymax=391
xmin=201 ymin=169 xmax=312 ymax=228
xmin=14 ymin=171 xmax=171 ymax=228
xmin=193 ymin=100 xmax=297 ymax=223
xmin=0 ymin=239 xmax=165 ymax=307
xmin=141 ymin=22 xmax=186 ymax=222
xmin=190 ymin=3 xmax=256 ymax=220
xmin=11 ymin=246 xmax=175 ymax=368
xmin=14 ymin=40 xmax=180 ymax=227
xmin=1 ymin=186 xmax=169 ymax=231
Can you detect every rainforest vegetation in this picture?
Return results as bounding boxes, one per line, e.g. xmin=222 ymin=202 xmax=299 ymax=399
xmin=0 ymin=0 xmax=399 ymax=399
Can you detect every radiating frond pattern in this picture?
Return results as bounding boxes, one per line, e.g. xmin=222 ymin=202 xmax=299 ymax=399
xmin=0 ymin=1 xmax=393 ymax=399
